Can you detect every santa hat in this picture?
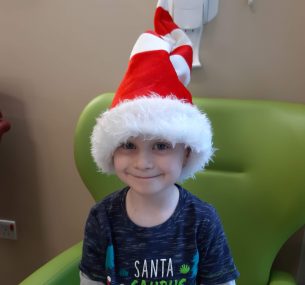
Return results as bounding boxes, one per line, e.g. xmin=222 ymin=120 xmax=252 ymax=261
xmin=91 ymin=0 xmax=213 ymax=182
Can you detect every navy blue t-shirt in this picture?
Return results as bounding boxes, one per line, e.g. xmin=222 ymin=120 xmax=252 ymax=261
xmin=80 ymin=185 xmax=239 ymax=284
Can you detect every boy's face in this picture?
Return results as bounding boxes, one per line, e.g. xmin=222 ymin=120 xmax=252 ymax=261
xmin=113 ymin=136 xmax=189 ymax=197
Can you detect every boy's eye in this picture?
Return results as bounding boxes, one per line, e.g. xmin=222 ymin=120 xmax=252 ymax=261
xmin=120 ymin=142 xmax=136 ymax=150
xmin=153 ymin=142 xmax=172 ymax=151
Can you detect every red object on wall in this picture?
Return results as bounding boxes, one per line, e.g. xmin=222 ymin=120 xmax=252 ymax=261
xmin=0 ymin=112 xmax=11 ymax=140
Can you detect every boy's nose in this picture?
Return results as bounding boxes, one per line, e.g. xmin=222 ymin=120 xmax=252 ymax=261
xmin=134 ymin=151 xmax=154 ymax=170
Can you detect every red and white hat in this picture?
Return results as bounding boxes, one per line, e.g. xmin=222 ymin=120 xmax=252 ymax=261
xmin=91 ymin=0 xmax=213 ymax=182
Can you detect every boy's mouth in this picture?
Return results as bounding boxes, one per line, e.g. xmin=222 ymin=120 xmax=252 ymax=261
xmin=129 ymin=174 xmax=162 ymax=179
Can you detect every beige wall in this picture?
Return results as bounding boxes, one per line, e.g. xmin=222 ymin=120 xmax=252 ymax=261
xmin=0 ymin=1 xmax=304 ymax=284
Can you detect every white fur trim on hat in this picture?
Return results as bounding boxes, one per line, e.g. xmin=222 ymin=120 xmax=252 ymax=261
xmin=91 ymin=95 xmax=214 ymax=182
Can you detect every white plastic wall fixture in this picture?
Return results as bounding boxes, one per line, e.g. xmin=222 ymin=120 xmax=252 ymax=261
xmin=203 ymin=0 xmax=219 ymax=24
xmin=169 ymin=0 xmax=219 ymax=67
xmin=248 ymin=0 xmax=254 ymax=7
xmin=172 ymin=0 xmax=204 ymax=29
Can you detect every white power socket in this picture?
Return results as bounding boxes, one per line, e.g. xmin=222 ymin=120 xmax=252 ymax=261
xmin=0 ymin=219 xmax=17 ymax=240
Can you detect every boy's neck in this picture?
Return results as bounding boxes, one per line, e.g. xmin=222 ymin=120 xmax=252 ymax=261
xmin=125 ymin=185 xmax=180 ymax=228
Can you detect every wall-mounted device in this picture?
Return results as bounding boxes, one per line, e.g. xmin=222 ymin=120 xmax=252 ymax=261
xmin=168 ymin=0 xmax=219 ymax=67
xmin=0 ymin=219 xmax=17 ymax=240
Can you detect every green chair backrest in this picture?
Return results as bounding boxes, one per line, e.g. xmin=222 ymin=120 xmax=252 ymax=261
xmin=74 ymin=93 xmax=305 ymax=285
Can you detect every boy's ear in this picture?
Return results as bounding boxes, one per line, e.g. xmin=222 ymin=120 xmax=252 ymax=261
xmin=183 ymin=147 xmax=191 ymax=167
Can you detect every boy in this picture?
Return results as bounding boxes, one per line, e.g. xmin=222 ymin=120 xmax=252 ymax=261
xmin=80 ymin=1 xmax=239 ymax=284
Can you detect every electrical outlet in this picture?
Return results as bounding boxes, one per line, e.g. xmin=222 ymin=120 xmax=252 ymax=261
xmin=0 ymin=219 xmax=17 ymax=240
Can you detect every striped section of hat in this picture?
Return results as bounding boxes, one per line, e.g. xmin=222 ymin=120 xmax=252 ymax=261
xmin=155 ymin=0 xmax=193 ymax=85
xmin=110 ymin=0 xmax=193 ymax=108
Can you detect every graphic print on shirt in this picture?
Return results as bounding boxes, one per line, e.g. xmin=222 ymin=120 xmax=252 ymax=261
xmin=108 ymin=250 xmax=199 ymax=285
xmin=106 ymin=245 xmax=115 ymax=270
xmin=106 ymin=245 xmax=115 ymax=284
xmin=190 ymin=250 xmax=199 ymax=278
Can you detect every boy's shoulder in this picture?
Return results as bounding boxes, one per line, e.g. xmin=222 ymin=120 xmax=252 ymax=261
xmin=179 ymin=185 xmax=220 ymax=223
xmin=90 ymin=187 xmax=128 ymax=215
xmin=179 ymin=186 xmax=225 ymax=238
xmin=180 ymin=186 xmax=215 ymax=210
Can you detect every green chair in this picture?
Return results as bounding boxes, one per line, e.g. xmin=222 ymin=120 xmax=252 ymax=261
xmin=20 ymin=93 xmax=305 ymax=285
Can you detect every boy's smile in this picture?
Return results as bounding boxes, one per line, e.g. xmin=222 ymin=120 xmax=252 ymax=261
xmin=113 ymin=136 xmax=189 ymax=197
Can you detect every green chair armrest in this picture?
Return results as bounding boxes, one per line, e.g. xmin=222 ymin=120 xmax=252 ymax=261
xmin=268 ymin=270 xmax=297 ymax=285
xmin=19 ymin=242 xmax=82 ymax=285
